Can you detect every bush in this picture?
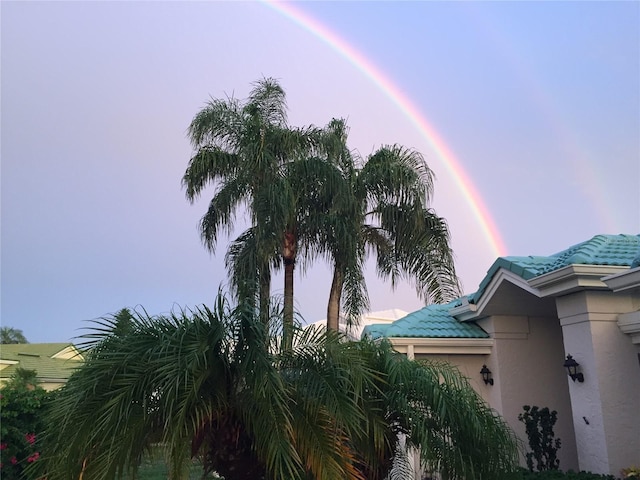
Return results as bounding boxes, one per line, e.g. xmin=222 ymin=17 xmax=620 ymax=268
xmin=0 ymin=369 xmax=48 ymax=480
xmin=621 ymin=466 xmax=640 ymax=479
xmin=515 ymin=467 xmax=617 ymax=479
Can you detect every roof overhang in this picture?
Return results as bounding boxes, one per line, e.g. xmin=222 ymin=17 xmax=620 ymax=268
xmin=449 ymin=268 xmax=541 ymax=321
xmin=37 ymin=377 xmax=71 ymax=383
xmin=0 ymin=359 xmax=19 ymax=372
xmin=51 ymin=345 xmax=84 ymax=361
xmin=617 ymin=311 xmax=640 ymax=345
xmin=602 ymin=266 xmax=640 ymax=292
xmin=603 ymin=267 xmax=640 ymax=344
xmin=0 ymin=359 xmax=19 ymax=365
xmin=389 ymin=337 xmax=493 ymax=355
xmin=528 ymin=264 xmax=627 ymax=297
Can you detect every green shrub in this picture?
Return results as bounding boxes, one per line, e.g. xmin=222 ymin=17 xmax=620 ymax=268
xmin=515 ymin=467 xmax=617 ymax=479
xmin=0 ymin=369 xmax=49 ymax=480
xmin=621 ymin=465 xmax=640 ymax=479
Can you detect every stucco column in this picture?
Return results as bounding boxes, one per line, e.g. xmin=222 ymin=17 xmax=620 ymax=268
xmin=556 ymin=291 xmax=640 ymax=475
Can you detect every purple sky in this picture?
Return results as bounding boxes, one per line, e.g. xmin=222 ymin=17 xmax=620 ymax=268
xmin=2 ymin=1 xmax=638 ymax=343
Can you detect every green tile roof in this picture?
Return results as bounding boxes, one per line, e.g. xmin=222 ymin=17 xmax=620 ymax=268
xmin=363 ymin=300 xmax=489 ymax=339
xmin=468 ymin=234 xmax=640 ymax=303
xmin=0 ymin=343 xmax=83 ymax=382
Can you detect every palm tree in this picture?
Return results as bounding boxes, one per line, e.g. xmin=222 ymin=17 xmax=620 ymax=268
xmin=353 ymin=340 xmax=519 ymax=480
xmin=33 ymin=297 xmax=519 ymax=480
xmin=0 ymin=326 xmax=28 ymax=344
xmin=184 ymin=81 xmax=459 ymax=341
xmin=321 ymin=119 xmax=461 ymax=331
xmin=183 ymin=78 xmax=332 ymax=347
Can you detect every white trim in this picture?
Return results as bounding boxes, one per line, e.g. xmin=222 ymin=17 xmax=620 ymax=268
xmin=448 ymin=296 xmax=478 ymax=319
xmin=528 ymin=265 xmax=627 ymax=297
xmin=449 ymin=268 xmax=541 ymax=321
xmin=602 ymin=266 xmax=640 ymax=292
xmin=617 ymin=311 xmax=640 ymax=344
xmin=0 ymin=359 xmax=19 ymax=365
xmin=51 ymin=345 xmax=84 ymax=361
xmin=389 ymin=337 xmax=494 ymax=355
xmin=0 ymin=359 xmax=19 ymax=371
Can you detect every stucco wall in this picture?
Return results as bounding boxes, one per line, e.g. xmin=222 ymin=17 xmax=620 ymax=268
xmin=478 ymin=314 xmax=579 ymax=472
xmin=414 ymin=353 xmax=493 ymax=403
xmin=557 ymin=290 xmax=640 ymax=476
xmin=413 ymin=314 xmax=579 ymax=471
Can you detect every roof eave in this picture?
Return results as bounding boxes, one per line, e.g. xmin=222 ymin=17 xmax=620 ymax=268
xmin=602 ymin=266 xmax=640 ymax=292
xmin=529 ymin=264 xmax=628 ymax=297
xmin=450 ymin=268 xmax=541 ymax=321
xmin=389 ymin=337 xmax=493 ymax=355
xmin=448 ymin=296 xmax=478 ymax=320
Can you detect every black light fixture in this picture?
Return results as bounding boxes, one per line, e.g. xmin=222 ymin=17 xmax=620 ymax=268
xmin=480 ymin=365 xmax=494 ymax=385
xmin=563 ymin=354 xmax=584 ymax=382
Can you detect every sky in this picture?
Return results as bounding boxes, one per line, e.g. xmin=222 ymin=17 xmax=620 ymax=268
xmin=2 ymin=1 xmax=639 ymax=343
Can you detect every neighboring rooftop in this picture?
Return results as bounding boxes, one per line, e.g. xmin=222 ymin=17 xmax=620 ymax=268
xmin=307 ymin=308 xmax=409 ymax=340
xmin=0 ymin=343 xmax=83 ymax=385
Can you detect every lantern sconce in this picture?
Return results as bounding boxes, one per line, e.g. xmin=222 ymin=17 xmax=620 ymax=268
xmin=480 ymin=365 xmax=494 ymax=385
xmin=563 ymin=354 xmax=584 ymax=383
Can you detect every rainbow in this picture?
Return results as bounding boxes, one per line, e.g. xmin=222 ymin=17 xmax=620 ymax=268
xmin=467 ymin=8 xmax=619 ymax=234
xmin=263 ymin=0 xmax=508 ymax=257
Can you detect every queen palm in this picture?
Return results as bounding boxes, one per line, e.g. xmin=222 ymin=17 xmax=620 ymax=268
xmin=223 ymin=153 xmax=346 ymax=329
xmin=322 ymin=120 xmax=461 ymax=331
xmin=34 ymin=297 xmax=518 ymax=480
xmin=183 ymin=78 xmax=331 ymax=346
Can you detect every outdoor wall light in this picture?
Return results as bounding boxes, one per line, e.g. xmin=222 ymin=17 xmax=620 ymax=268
xmin=480 ymin=365 xmax=494 ymax=385
xmin=563 ymin=354 xmax=584 ymax=382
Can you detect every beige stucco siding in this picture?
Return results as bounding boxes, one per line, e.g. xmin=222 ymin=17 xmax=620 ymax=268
xmin=414 ymin=353 xmax=492 ymax=399
xmin=479 ymin=314 xmax=579 ymax=471
xmin=558 ymin=290 xmax=640 ymax=476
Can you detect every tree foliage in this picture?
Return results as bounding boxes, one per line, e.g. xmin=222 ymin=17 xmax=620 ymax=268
xmin=0 ymin=327 xmax=28 ymax=344
xmin=183 ymin=79 xmax=460 ymax=337
xmin=320 ymin=119 xmax=461 ymax=330
xmin=1 ymin=368 xmax=47 ymax=480
xmin=33 ymin=296 xmax=518 ymax=480
xmin=183 ymin=77 xmax=332 ymax=346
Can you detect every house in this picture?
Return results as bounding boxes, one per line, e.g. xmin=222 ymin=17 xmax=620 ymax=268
xmin=0 ymin=343 xmax=84 ymax=391
xmin=364 ymin=234 xmax=640 ymax=477
xmin=305 ymin=308 xmax=410 ymax=340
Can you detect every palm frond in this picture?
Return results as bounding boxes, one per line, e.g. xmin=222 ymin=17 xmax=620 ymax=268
xmin=182 ymin=147 xmax=239 ymax=201
xmin=198 ymin=177 xmax=251 ymax=252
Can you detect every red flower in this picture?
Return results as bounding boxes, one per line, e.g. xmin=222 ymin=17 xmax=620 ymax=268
xmin=27 ymin=452 xmax=40 ymax=462
xmin=0 ymin=443 xmax=6 ymax=450
xmin=10 ymin=457 xmax=17 ymax=465
xmin=25 ymin=433 xmax=36 ymax=445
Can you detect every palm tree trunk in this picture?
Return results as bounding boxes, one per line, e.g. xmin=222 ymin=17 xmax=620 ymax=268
xmin=327 ymin=267 xmax=344 ymax=332
xmin=259 ymin=265 xmax=271 ymax=337
xmin=282 ymin=231 xmax=296 ymax=349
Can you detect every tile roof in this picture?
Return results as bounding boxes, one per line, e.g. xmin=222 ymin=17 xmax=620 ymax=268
xmin=0 ymin=343 xmax=83 ymax=382
xmin=468 ymin=234 xmax=640 ymax=303
xmin=365 ymin=234 xmax=639 ymax=341
xmin=362 ymin=301 xmax=489 ymax=339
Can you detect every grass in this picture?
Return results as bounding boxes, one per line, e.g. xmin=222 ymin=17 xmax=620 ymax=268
xmin=129 ymin=446 xmax=222 ymax=480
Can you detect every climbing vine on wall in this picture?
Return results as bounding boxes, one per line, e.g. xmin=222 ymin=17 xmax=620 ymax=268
xmin=518 ymin=405 xmax=561 ymax=472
